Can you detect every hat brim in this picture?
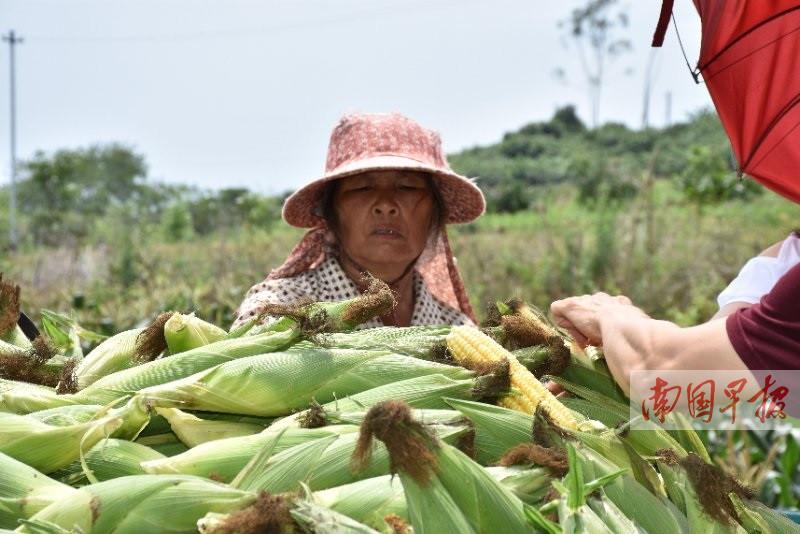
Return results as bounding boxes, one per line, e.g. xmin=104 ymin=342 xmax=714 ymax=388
xmin=282 ymin=154 xmax=486 ymax=228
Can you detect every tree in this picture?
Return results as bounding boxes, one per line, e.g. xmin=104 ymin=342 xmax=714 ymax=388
xmin=18 ymin=144 xmax=148 ymax=245
xmin=556 ymin=0 xmax=633 ymax=128
xmin=677 ymin=145 xmax=762 ymax=206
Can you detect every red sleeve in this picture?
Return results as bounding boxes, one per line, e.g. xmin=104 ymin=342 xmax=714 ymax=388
xmin=726 ymin=263 xmax=800 ymax=369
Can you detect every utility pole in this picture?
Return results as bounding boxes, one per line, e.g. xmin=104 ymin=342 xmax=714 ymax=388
xmin=3 ymin=30 xmax=23 ymax=251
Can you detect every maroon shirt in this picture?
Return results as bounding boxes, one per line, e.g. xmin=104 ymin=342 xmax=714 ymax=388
xmin=727 ymin=262 xmax=800 ymax=369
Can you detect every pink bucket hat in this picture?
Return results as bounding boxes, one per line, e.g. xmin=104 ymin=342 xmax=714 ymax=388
xmin=282 ymin=112 xmax=486 ymax=228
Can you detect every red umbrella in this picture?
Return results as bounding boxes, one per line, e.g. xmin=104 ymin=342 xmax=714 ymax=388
xmin=653 ymin=1 xmax=800 ymax=204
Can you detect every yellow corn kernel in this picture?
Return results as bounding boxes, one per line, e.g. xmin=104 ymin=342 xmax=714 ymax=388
xmin=447 ymin=326 xmax=577 ymax=430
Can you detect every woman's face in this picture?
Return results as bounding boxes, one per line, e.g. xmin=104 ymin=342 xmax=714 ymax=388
xmin=333 ymin=170 xmax=436 ymax=274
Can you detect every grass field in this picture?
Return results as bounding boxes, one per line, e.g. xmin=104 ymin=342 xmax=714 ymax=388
xmin=2 ymin=181 xmax=798 ymax=333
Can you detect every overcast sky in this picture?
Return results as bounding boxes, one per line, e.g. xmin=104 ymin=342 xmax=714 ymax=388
xmin=0 ymin=0 xmax=711 ymax=195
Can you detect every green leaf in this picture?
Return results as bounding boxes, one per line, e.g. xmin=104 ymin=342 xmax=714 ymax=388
xmin=565 ymin=443 xmax=585 ymax=510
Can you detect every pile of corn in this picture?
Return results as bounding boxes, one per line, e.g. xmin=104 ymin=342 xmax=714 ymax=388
xmin=0 ymin=276 xmax=796 ymax=533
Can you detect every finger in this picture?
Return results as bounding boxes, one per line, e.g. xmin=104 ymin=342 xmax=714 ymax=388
xmin=545 ymin=381 xmax=563 ymax=395
xmin=616 ymin=295 xmax=633 ymax=305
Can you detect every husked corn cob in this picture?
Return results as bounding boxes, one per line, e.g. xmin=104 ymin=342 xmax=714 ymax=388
xmin=446 ymin=325 xmax=577 ymax=430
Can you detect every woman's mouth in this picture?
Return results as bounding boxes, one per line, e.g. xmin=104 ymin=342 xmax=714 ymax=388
xmin=372 ymin=227 xmax=404 ymax=239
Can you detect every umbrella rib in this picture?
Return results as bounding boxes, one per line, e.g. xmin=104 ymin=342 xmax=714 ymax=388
xmin=698 ymin=6 xmax=800 ymax=73
xmin=742 ymin=92 xmax=800 ymax=174
xmin=700 ymin=25 xmax=800 ymax=82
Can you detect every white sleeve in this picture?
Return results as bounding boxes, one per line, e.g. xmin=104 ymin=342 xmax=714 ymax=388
xmin=717 ymin=234 xmax=800 ymax=308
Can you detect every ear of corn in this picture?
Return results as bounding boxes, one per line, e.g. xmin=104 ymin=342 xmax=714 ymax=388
xmin=400 ymin=469 xmax=477 ymax=534
xmin=141 ymin=425 xmax=355 ymax=482
xmin=0 ymin=451 xmax=77 ymax=529
xmin=311 ymin=475 xmax=407 ymax=530
xmin=71 ymin=327 xmax=301 ymax=407
xmin=0 ymin=409 xmax=124 ymax=473
xmin=0 ymin=378 xmax=79 ymax=414
xmin=164 ymin=313 xmax=227 ymax=355
xmin=447 ymin=325 xmax=578 ymax=430
xmin=73 ymin=328 xmax=142 ymax=390
xmin=18 ymin=475 xmax=255 ymax=534
xmin=292 ymin=325 xmax=451 ymax=360
xmin=2 ymin=292 xmax=794 ymax=532
xmin=271 ymin=371 xmax=503 ymax=431
xmin=139 ymin=349 xmax=472 ymax=417
xmin=434 ymin=442 xmax=533 ymax=533
xmin=50 ymin=438 xmax=166 ymax=485
xmin=237 ymin=423 xmax=469 ymax=494
xmin=155 ymin=407 xmax=264 ymax=447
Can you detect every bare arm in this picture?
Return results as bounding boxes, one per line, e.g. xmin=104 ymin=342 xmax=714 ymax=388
xmin=551 ymin=294 xmax=749 ymax=394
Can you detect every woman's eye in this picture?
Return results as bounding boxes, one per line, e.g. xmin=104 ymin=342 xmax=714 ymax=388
xmin=398 ymin=182 xmax=424 ymax=190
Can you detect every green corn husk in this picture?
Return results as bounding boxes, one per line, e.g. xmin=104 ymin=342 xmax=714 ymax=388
xmin=353 ymin=401 xmax=530 ymax=534
xmin=511 ymin=345 xmax=553 ymax=372
xmin=1 ymin=325 xmax=31 ymax=349
xmin=0 ymin=451 xmax=77 ymax=529
xmin=311 ymin=475 xmax=407 ymax=531
xmin=444 ymin=397 xmax=534 ymax=464
xmin=5 ymin=327 xmax=302 ymax=414
xmin=40 ymin=309 xmax=106 ymax=360
xmin=62 ymin=326 xmax=301 ymax=408
xmin=136 ymin=432 xmax=190 ymax=457
xmin=27 ymin=404 xmax=105 ymax=426
xmin=139 ymin=349 xmax=472 ymax=417
xmin=164 ymin=313 xmax=227 ymax=355
xmin=577 ymin=444 xmax=689 ymax=533
xmin=273 ymin=368 xmax=509 ymax=430
xmin=235 ymin=424 xmax=468 ymax=495
xmin=552 ymin=443 xmax=632 ymax=534
xmin=155 ymin=407 xmax=264 ymax=447
xmin=292 ymin=325 xmax=451 ymax=360
xmin=0 ymin=409 xmax=124 ymax=474
xmin=17 ymin=474 xmax=256 ymax=534
xmin=659 ymin=461 xmax=741 ymax=533
xmin=291 ymin=500 xmax=383 ymax=534
xmin=0 ymin=379 xmax=80 ymax=414
xmin=305 ymin=466 xmax=550 ymax=532
xmin=485 ymin=466 xmax=552 ymax=505
xmin=326 ymin=408 xmax=466 ymax=429
xmin=243 ymin=280 xmax=395 ymax=336
xmin=49 ymin=438 xmax=166 ymax=486
xmin=73 ymin=328 xmax=143 ymax=390
xmin=737 ymin=499 xmax=800 ymax=533
xmin=141 ymin=426 xmax=355 ymax=482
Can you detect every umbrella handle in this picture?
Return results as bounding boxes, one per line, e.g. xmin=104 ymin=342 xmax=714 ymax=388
xmin=17 ymin=311 xmax=40 ymax=341
xmin=652 ymin=0 xmax=675 ymax=47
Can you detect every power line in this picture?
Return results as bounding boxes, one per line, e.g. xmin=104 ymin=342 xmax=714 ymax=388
xmin=2 ymin=30 xmax=23 ymax=251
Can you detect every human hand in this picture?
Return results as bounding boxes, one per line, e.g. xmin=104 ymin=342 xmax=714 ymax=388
xmin=550 ymin=292 xmax=642 ymax=348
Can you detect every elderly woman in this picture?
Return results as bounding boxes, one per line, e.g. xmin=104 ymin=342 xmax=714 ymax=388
xmin=232 ymin=112 xmax=485 ymax=329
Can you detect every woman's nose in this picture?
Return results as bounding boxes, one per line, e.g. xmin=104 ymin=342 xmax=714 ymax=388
xmin=372 ymin=197 xmax=399 ymax=216
xmin=372 ymin=204 xmax=398 ymax=216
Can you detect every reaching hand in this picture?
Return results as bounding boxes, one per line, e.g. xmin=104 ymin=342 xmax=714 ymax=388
xmin=550 ymin=292 xmax=644 ymax=348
